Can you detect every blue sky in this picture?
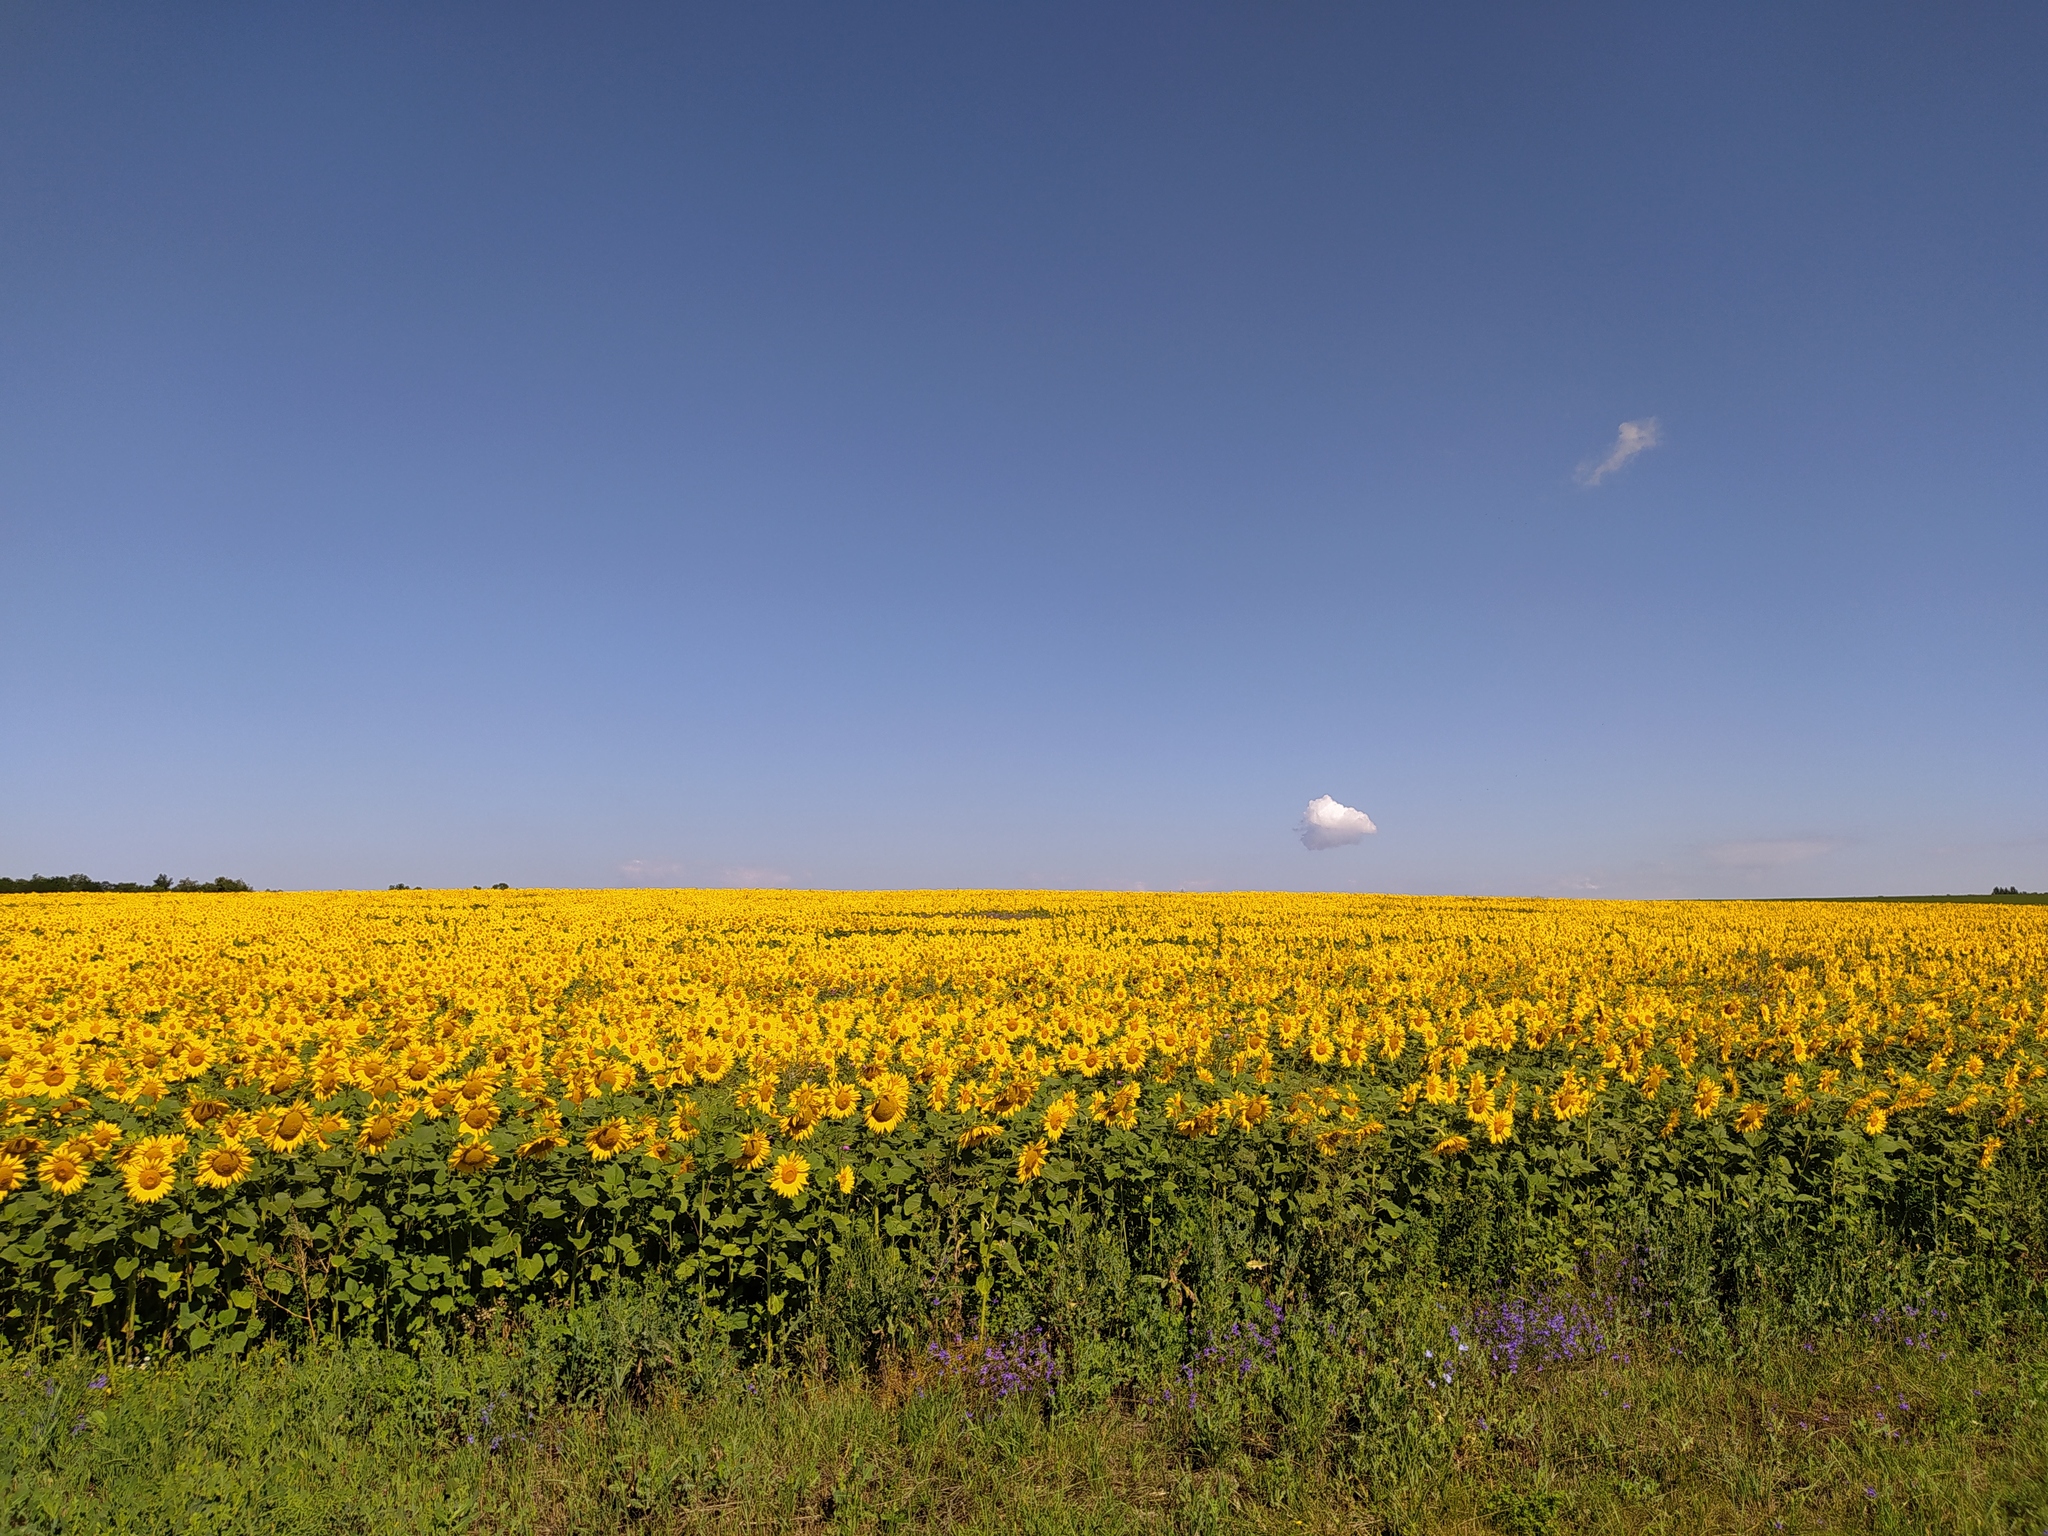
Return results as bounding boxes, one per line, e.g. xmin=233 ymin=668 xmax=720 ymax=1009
xmin=3 ymin=4 xmax=2044 ymax=897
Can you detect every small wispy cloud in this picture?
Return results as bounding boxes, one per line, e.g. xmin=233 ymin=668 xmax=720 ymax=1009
xmin=1299 ymin=794 xmax=1377 ymax=851
xmin=1576 ymin=418 xmax=1662 ymax=487
xmin=1704 ymin=838 xmax=1836 ymax=870
xmin=619 ymin=859 xmax=686 ymax=882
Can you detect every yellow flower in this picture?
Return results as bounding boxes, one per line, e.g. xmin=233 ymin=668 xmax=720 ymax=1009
xmin=585 ymin=1118 xmax=632 ymax=1160
xmin=826 ymin=1082 xmax=861 ymax=1119
xmin=194 ymin=1141 xmax=255 ymax=1190
xmin=1042 ymin=1091 xmax=1077 ymax=1143
xmin=181 ymin=1098 xmax=231 ymax=1132
xmin=516 ymin=1132 xmax=566 ymax=1160
xmin=1691 ymin=1075 xmax=1723 ymax=1120
xmin=37 ymin=1149 xmax=90 ymax=1196
xmin=449 ymin=1139 xmax=499 ymax=1175
xmin=1015 ymin=1140 xmax=1048 ymax=1182
xmin=1864 ymin=1108 xmax=1888 ymax=1137
xmin=1980 ymin=1135 xmax=2004 ymax=1170
xmin=122 ymin=1156 xmax=177 ymax=1204
xmin=736 ymin=1129 xmax=772 ymax=1171
xmin=1733 ymin=1103 xmax=1768 ymax=1134
xmin=957 ymin=1123 xmax=1005 ymax=1150
xmin=356 ymin=1107 xmax=412 ymax=1155
xmin=835 ymin=1164 xmax=855 ymax=1194
xmin=1482 ymin=1109 xmax=1514 ymax=1144
xmin=0 ymin=1152 xmax=27 ymax=1198
xmin=266 ymin=1102 xmax=316 ymax=1155
xmin=865 ymin=1087 xmax=907 ymax=1135
xmin=1430 ymin=1135 xmax=1471 ymax=1158
xmin=127 ymin=1134 xmax=188 ymax=1166
xmin=668 ymin=1099 xmax=701 ymax=1141
xmin=769 ymin=1152 xmax=811 ymax=1199
xmin=458 ymin=1100 xmax=501 ymax=1134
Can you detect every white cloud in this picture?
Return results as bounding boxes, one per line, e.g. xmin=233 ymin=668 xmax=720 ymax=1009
xmin=1299 ymin=794 xmax=1377 ymax=851
xmin=1704 ymin=839 xmax=1836 ymax=870
xmin=1576 ymin=418 xmax=1663 ymax=486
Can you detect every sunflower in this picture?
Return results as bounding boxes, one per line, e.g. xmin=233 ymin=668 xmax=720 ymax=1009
xmin=449 ymin=1139 xmax=499 ymax=1175
xmin=585 ymin=1118 xmax=632 ymax=1160
xmin=864 ymin=1088 xmax=907 ymax=1136
xmin=356 ymin=1107 xmax=412 ymax=1155
xmin=1482 ymin=1108 xmax=1514 ymax=1144
xmin=0 ymin=1135 xmax=43 ymax=1159
xmin=181 ymin=1098 xmax=231 ymax=1132
xmin=1041 ymin=1092 xmax=1076 ymax=1143
xmin=735 ymin=1129 xmax=773 ymax=1171
xmin=1690 ymin=1075 xmax=1722 ymax=1120
xmin=835 ymin=1164 xmax=855 ymax=1195
xmin=957 ymin=1123 xmax=1004 ymax=1150
xmin=668 ymin=1099 xmax=701 ymax=1141
xmin=1015 ymin=1140 xmax=1048 ymax=1182
xmin=194 ymin=1141 xmax=255 ymax=1190
xmin=1863 ymin=1108 xmax=1889 ymax=1137
xmin=266 ymin=1102 xmax=316 ymax=1155
xmin=127 ymin=1134 xmax=188 ymax=1165
xmin=1981 ymin=1135 xmax=2004 ymax=1170
xmin=516 ymin=1131 xmax=566 ymax=1160
xmin=1733 ymin=1102 xmax=1768 ymax=1134
xmin=458 ymin=1100 xmax=501 ymax=1134
xmin=1430 ymin=1135 xmax=1471 ymax=1158
xmin=38 ymin=1148 xmax=90 ymax=1196
xmin=0 ymin=1152 xmax=27 ymax=1198
xmin=122 ymin=1156 xmax=177 ymax=1204
xmin=87 ymin=1122 xmax=124 ymax=1155
xmin=768 ymin=1152 xmax=811 ymax=1199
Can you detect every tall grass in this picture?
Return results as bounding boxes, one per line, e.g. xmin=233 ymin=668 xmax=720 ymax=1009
xmin=6 ymin=1147 xmax=2046 ymax=1533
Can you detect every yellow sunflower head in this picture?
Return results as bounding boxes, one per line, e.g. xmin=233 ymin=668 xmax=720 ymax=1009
xmin=1430 ymin=1135 xmax=1471 ymax=1159
xmin=122 ymin=1156 xmax=177 ymax=1204
xmin=181 ymin=1098 xmax=231 ymax=1133
xmin=194 ymin=1142 xmax=255 ymax=1190
xmin=356 ymin=1109 xmax=410 ymax=1155
xmin=0 ymin=1152 xmax=27 ymax=1198
xmin=768 ymin=1152 xmax=811 ymax=1199
xmin=38 ymin=1149 xmax=90 ymax=1196
xmin=864 ymin=1091 xmax=907 ymax=1136
xmin=827 ymin=1082 xmax=861 ymax=1118
xmin=1042 ymin=1093 xmax=1076 ymax=1143
xmin=957 ymin=1123 xmax=1005 ymax=1151
xmin=459 ymin=1101 xmax=501 ymax=1134
xmin=516 ymin=1131 xmax=566 ymax=1161
xmin=584 ymin=1118 xmax=632 ymax=1160
xmin=266 ymin=1103 xmax=315 ymax=1154
xmin=735 ymin=1130 xmax=773 ymax=1171
xmin=1015 ymin=1140 xmax=1048 ymax=1183
xmin=449 ymin=1139 xmax=499 ymax=1176
xmin=835 ymin=1164 xmax=855 ymax=1195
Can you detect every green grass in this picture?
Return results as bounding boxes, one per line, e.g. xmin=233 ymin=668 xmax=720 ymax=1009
xmin=6 ymin=1317 xmax=2045 ymax=1534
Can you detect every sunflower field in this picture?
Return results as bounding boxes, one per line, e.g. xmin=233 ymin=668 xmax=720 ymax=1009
xmin=2 ymin=890 xmax=2044 ymax=1358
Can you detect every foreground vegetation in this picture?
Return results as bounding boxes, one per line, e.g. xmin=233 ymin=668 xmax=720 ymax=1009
xmin=6 ymin=1281 xmax=2046 ymax=1533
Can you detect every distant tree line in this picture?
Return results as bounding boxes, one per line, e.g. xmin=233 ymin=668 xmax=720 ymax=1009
xmin=0 ymin=874 xmax=252 ymax=894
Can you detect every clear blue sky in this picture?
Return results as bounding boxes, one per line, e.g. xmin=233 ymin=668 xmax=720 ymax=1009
xmin=3 ymin=4 xmax=2043 ymax=897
